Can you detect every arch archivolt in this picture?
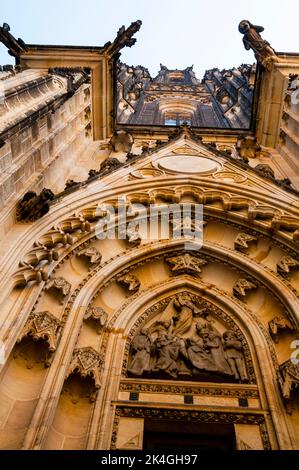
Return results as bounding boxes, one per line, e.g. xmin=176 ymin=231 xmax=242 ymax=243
xmin=82 ymin=276 xmax=289 ymax=450
xmin=0 ymin=236 xmax=296 ymax=449
xmin=1 ymin=177 xmax=298 ymax=295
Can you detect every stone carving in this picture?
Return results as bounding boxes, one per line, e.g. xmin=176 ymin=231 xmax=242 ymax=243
xmin=18 ymin=311 xmax=62 ymax=354
xmin=223 ymin=330 xmax=248 ymax=382
xmin=119 ymin=381 xmax=259 ymax=398
xmin=279 ymin=360 xmax=299 ymax=400
xmin=19 ymin=247 xmax=59 ymax=268
xmin=0 ymin=22 xmax=28 ymax=57
xmin=66 ymin=347 xmax=103 ymax=401
xmin=45 ymin=277 xmax=71 ymax=303
xmin=118 ymin=273 xmax=140 ymax=294
xmin=166 ymin=253 xmax=207 ymax=276
xmin=110 ymin=130 xmax=134 ymax=153
xmin=58 ymin=217 xmax=90 ymax=234
xmin=171 ymin=215 xmax=206 ymax=239
xmin=128 ymin=310 xmax=248 ymax=383
xmin=238 ymin=440 xmax=253 ymax=450
xmin=152 ymin=333 xmax=190 ymax=378
xmin=254 ymin=164 xmax=275 ymax=179
xmin=173 ymin=293 xmax=206 ymax=335
xmin=127 ymin=328 xmax=152 ymax=376
xmin=126 ymin=225 xmax=142 ymax=245
xmin=14 ymin=267 xmax=48 ymax=287
xmin=234 ymin=233 xmax=257 ymax=252
xmin=64 ymin=179 xmax=79 ymax=190
xmin=112 ymin=407 xmax=271 ymax=450
xmin=236 ymin=136 xmax=261 ymax=160
xmin=277 ymin=256 xmax=299 ymax=275
xmin=36 ymin=229 xmax=77 ymax=249
xmin=268 ymin=316 xmax=294 ymax=343
xmin=84 ymin=306 xmax=108 ymax=334
xmin=16 ymin=189 xmax=55 ymax=222
xmin=100 ymin=157 xmax=123 ymax=176
xmin=238 ymin=20 xmax=276 ymax=69
xmin=77 ymin=247 xmax=102 ymax=267
xmin=105 ymin=20 xmax=142 ymax=56
xmin=88 ymin=169 xmax=100 ymax=179
xmin=233 ymin=278 xmax=257 ymax=298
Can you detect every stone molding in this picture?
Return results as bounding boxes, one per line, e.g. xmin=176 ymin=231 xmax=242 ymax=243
xmin=111 ymin=406 xmax=271 ymax=450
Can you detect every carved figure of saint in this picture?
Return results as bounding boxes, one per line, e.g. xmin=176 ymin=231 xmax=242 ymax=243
xmin=128 ymin=328 xmax=152 ymax=376
xmin=173 ymin=294 xmax=202 ymax=336
xmin=238 ymin=20 xmax=275 ymax=65
xmin=152 ymin=333 xmax=181 ymax=378
xmin=223 ymin=330 xmax=248 ymax=382
xmin=200 ymin=327 xmax=233 ymax=377
xmin=186 ymin=324 xmax=217 ymax=374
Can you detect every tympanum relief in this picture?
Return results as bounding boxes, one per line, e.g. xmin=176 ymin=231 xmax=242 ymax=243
xmin=127 ymin=293 xmax=248 ymax=383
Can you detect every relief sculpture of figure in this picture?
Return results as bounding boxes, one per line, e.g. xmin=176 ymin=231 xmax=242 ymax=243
xmin=152 ymin=333 xmax=182 ymax=378
xmin=200 ymin=326 xmax=233 ymax=377
xmin=173 ymin=294 xmax=202 ymax=336
xmin=128 ymin=328 xmax=151 ymax=376
xmin=223 ymin=330 xmax=248 ymax=382
xmin=186 ymin=323 xmax=218 ymax=374
xmin=238 ymin=20 xmax=276 ymax=69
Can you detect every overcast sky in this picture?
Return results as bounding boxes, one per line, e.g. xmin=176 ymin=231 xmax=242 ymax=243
xmin=1 ymin=0 xmax=298 ymax=78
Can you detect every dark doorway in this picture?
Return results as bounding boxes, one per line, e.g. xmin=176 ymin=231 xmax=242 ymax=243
xmin=143 ymin=419 xmax=236 ymax=450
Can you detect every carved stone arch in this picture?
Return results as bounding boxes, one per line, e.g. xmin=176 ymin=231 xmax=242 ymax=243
xmin=86 ymin=276 xmax=291 ymax=450
xmin=1 ymin=175 xmax=299 ymax=450
xmin=9 ymin=235 xmax=299 ymax=358
xmin=2 ymin=230 xmax=298 ymax=450
xmin=5 ymin=180 xmax=298 ymax=294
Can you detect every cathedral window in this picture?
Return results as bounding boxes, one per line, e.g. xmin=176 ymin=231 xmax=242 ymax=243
xmin=164 ymin=112 xmax=192 ymax=126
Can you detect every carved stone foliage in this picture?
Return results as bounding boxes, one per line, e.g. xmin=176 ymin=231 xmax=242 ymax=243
xmin=233 ymin=278 xmax=257 ymax=298
xmin=112 ymin=407 xmax=271 ymax=450
xmin=77 ymin=247 xmax=102 ymax=268
xmin=127 ymin=294 xmax=249 ymax=384
xmin=279 ymin=360 xmax=299 ymax=400
xmin=119 ymin=381 xmax=259 ymax=398
xmin=118 ymin=273 xmax=140 ymax=294
xmin=234 ymin=233 xmax=257 ymax=252
xmin=268 ymin=316 xmax=294 ymax=343
xmin=166 ymin=253 xmax=207 ymax=276
xmin=14 ymin=267 xmax=48 ymax=287
xmin=84 ymin=306 xmax=108 ymax=334
xmin=277 ymin=256 xmax=299 ymax=275
xmin=16 ymin=189 xmax=55 ymax=222
xmin=45 ymin=277 xmax=71 ymax=304
xmin=66 ymin=347 xmax=103 ymax=401
xmin=17 ymin=311 xmax=62 ymax=354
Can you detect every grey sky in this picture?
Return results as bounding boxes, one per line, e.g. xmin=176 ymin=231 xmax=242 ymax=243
xmin=1 ymin=0 xmax=298 ymax=78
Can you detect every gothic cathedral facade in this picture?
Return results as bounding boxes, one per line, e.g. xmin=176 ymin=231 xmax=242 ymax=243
xmin=0 ymin=20 xmax=299 ymax=450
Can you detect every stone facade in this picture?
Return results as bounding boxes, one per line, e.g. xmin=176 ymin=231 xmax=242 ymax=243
xmin=0 ymin=19 xmax=298 ymax=451
xmin=117 ymin=62 xmax=255 ymax=128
